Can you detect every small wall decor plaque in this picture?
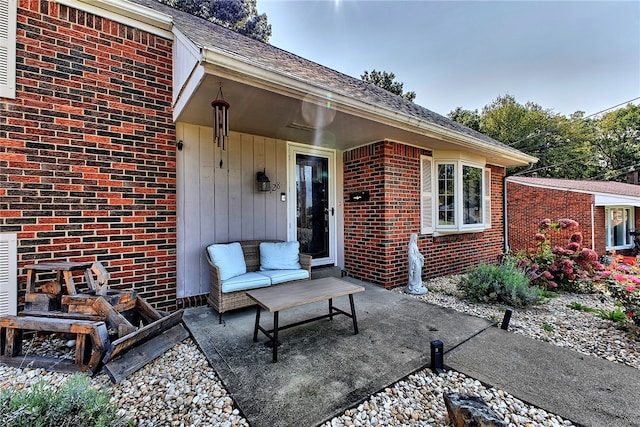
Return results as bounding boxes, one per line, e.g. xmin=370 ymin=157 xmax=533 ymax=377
xmin=348 ymin=191 xmax=369 ymax=202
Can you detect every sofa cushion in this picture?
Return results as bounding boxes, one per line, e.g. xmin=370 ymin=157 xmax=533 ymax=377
xmin=257 ymin=269 xmax=310 ymax=285
xmin=207 ymin=242 xmax=247 ymax=281
xmin=221 ymin=272 xmax=271 ymax=293
xmin=259 ymin=241 xmax=301 ymax=270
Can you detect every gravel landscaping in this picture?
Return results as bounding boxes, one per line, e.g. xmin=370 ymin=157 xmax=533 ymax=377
xmin=1 ymin=275 xmax=637 ymax=426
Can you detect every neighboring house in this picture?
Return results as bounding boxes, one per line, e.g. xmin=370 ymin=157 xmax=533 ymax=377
xmin=0 ymin=0 xmax=535 ymax=314
xmin=507 ymin=176 xmax=640 ymax=256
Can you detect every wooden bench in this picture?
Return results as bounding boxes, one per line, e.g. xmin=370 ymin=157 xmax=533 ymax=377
xmin=0 ymin=315 xmax=109 ymax=375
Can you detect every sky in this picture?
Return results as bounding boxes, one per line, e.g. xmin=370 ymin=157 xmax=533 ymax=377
xmin=255 ymin=0 xmax=640 ymax=118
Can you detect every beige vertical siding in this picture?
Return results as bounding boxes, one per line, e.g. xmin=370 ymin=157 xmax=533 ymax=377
xmin=176 ymin=123 xmax=288 ymax=298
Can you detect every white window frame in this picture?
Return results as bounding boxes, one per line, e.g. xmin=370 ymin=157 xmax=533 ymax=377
xmin=605 ymin=206 xmax=635 ymax=250
xmin=420 ymin=156 xmax=489 ymax=235
xmin=0 ymin=0 xmax=17 ymax=99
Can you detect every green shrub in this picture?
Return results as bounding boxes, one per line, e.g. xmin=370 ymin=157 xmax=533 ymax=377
xmin=567 ymin=301 xmax=596 ymax=312
xmin=458 ymin=259 xmax=541 ymax=307
xmin=597 ymin=306 xmax=628 ymax=323
xmin=537 ymin=289 xmax=557 ymax=299
xmin=0 ymin=374 xmax=128 ymax=427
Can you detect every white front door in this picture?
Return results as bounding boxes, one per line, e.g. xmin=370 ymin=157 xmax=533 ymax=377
xmin=288 ymin=144 xmax=336 ymax=266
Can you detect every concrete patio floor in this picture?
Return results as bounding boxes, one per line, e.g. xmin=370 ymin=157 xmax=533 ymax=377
xmin=182 ymin=277 xmax=491 ymax=427
xmin=182 ymin=276 xmax=640 ymax=427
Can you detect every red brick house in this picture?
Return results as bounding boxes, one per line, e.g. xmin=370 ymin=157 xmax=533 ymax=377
xmin=507 ymin=176 xmax=640 ymax=257
xmin=0 ymin=0 xmax=535 ymax=316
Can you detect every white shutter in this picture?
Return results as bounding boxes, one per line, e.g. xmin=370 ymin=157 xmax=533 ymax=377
xmin=0 ymin=0 xmax=17 ymax=99
xmin=420 ymin=155 xmax=434 ymax=234
xmin=0 ymin=233 xmax=17 ymax=316
xmin=484 ymin=168 xmax=492 ymax=229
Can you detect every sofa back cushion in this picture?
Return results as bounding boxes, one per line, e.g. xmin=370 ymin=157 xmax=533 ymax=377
xmin=207 ymin=242 xmax=247 ymax=280
xmin=259 ymin=241 xmax=302 ymax=270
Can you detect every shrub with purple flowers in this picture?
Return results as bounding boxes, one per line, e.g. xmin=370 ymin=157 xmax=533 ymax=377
xmin=517 ymin=218 xmax=604 ymax=293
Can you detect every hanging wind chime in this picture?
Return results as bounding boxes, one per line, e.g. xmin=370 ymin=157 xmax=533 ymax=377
xmin=211 ymin=82 xmax=230 ymax=151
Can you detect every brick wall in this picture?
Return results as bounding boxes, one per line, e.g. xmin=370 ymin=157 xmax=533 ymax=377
xmin=343 ymin=140 xmax=505 ymax=288
xmin=506 ymin=182 xmax=603 ymax=255
xmin=0 ymin=2 xmax=177 ymax=310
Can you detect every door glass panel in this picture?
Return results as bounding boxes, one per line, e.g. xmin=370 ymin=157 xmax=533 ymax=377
xmin=296 ymin=154 xmax=329 ymax=258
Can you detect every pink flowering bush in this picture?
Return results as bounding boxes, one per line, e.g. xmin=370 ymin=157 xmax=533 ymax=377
xmin=604 ymin=257 xmax=640 ymax=325
xmin=517 ymin=218 xmax=604 ymax=293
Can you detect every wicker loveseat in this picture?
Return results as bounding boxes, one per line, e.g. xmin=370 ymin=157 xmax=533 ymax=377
xmin=205 ymin=240 xmax=312 ymax=323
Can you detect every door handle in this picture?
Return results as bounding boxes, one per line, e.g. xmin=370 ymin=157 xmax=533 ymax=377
xmin=331 ymin=207 xmax=335 ymax=216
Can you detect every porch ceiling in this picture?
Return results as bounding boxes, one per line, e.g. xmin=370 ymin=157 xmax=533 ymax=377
xmin=175 ymin=72 xmax=531 ymax=167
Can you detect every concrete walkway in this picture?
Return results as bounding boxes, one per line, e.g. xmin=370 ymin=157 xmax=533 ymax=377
xmin=182 ymin=277 xmax=640 ymax=426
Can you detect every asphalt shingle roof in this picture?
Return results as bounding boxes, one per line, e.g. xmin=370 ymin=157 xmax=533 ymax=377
xmin=508 ymin=176 xmax=640 ymax=198
xmin=132 ymin=0 xmax=531 ymax=159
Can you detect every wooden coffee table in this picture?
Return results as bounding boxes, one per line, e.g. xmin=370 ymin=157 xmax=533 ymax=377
xmin=246 ymin=277 xmax=365 ymax=362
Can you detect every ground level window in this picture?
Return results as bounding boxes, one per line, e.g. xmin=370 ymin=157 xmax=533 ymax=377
xmin=606 ymin=207 xmax=634 ymax=250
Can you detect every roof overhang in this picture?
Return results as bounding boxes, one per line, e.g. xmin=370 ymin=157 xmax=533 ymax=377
xmin=508 ymin=178 xmax=640 ymax=207
xmin=174 ymin=44 xmax=536 ymax=168
xmin=595 ymin=194 xmax=640 ymax=207
xmin=62 ymin=0 xmax=535 ymax=168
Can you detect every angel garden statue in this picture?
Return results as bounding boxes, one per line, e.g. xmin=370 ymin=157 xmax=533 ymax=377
xmin=406 ymin=233 xmax=428 ymax=295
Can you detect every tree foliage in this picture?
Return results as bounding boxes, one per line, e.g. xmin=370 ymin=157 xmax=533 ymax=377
xmin=361 ymin=69 xmax=416 ymax=102
xmin=157 ymin=0 xmax=271 ymax=42
xmin=448 ymin=107 xmax=481 ymax=132
xmin=592 ymin=103 xmax=640 ymax=181
xmin=448 ymin=94 xmax=640 ymax=181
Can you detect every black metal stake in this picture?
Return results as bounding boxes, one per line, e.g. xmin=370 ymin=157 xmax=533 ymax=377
xmin=430 ymin=340 xmax=444 ymax=374
xmin=501 ymin=308 xmax=513 ymax=330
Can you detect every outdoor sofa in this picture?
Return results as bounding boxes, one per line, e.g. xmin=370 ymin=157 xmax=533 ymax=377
xmin=205 ymin=240 xmax=312 ymax=323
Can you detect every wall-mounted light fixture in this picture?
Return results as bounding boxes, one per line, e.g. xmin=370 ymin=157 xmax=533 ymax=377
xmin=211 ymin=82 xmax=230 ymax=150
xmin=176 ymin=140 xmax=183 ymax=151
xmin=257 ymin=170 xmax=271 ymax=192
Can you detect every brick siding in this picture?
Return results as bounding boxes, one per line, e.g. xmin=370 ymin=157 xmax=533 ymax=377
xmin=343 ymin=140 xmax=505 ymax=288
xmin=0 ymin=2 xmax=177 ymax=310
xmin=506 ymin=182 xmax=605 ymax=255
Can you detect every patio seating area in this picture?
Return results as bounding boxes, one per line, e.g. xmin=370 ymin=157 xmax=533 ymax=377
xmin=183 ymin=276 xmax=640 ymax=427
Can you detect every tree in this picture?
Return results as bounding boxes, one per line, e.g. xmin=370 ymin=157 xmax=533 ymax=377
xmin=361 ymin=70 xmax=416 ymax=102
xmin=449 ymin=94 xmax=599 ymax=179
xmin=447 ymin=107 xmax=481 ymax=132
xmin=157 ymin=0 xmax=271 ymax=43
xmin=591 ymin=104 xmax=640 ymax=181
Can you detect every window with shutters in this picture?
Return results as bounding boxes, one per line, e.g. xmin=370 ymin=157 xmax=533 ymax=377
xmin=0 ymin=0 xmax=17 ymax=99
xmin=421 ymin=156 xmax=490 ymax=234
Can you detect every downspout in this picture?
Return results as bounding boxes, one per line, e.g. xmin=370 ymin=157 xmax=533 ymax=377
xmin=503 ymin=174 xmax=509 ymax=253
xmin=591 ymin=203 xmax=595 ymax=251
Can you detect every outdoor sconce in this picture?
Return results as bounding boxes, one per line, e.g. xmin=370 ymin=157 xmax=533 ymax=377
xmin=257 ymin=170 xmax=271 ymax=192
